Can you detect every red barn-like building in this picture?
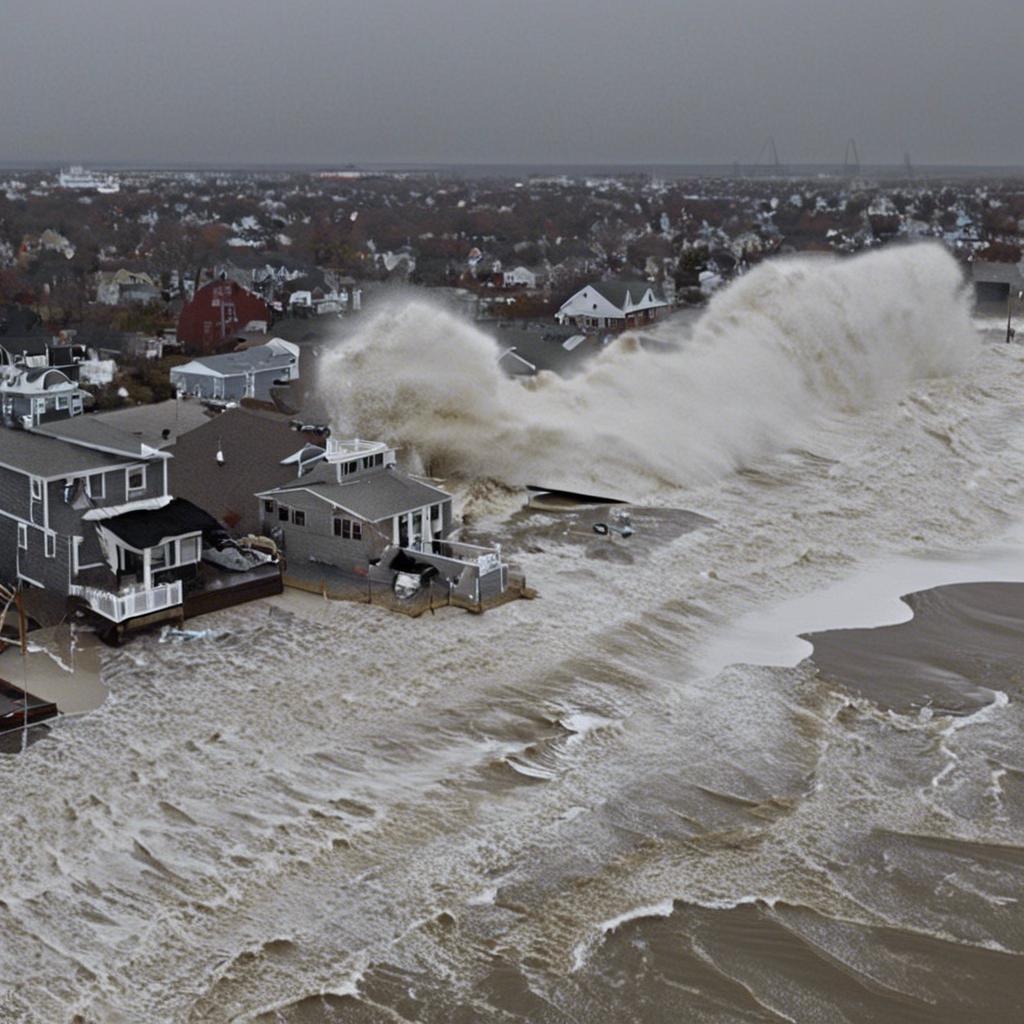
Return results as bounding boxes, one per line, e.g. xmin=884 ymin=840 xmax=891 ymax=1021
xmin=177 ymin=279 xmax=270 ymax=353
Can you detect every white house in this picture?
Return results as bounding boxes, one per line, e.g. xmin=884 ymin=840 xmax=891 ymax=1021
xmin=501 ymin=265 xmax=541 ymax=289
xmin=555 ymin=280 xmax=668 ymax=331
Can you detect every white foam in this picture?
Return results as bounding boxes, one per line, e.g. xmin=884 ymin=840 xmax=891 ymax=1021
xmin=319 ymin=245 xmax=973 ymax=495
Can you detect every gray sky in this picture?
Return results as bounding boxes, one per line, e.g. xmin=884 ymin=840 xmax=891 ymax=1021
xmin=1 ymin=0 xmax=1020 ymax=167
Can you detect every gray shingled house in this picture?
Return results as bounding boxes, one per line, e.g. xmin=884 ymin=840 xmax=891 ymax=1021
xmin=257 ymin=438 xmax=510 ymax=603
xmin=169 ymin=338 xmax=300 ymax=403
xmin=0 ymin=415 xmax=280 ymax=633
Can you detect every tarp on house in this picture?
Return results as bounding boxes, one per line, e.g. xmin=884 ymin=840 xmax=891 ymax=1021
xmin=96 ymin=498 xmax=219 ymax=552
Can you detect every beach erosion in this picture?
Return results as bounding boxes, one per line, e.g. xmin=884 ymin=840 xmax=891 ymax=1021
xmin=1 ymin=245 xmax=1023 ymax=1021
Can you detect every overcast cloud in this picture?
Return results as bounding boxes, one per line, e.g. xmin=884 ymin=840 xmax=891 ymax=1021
xmin=1 ymin=0 xmax=1020 ymax=167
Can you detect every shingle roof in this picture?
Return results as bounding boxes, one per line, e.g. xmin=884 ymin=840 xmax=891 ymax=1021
xmin=168 ymin=408 xmax=323 ymax=533
xmin=33 ymin=417 xmax=162 ymax=459
xmin=174 ymin=345 xmax=294 ymax=377
xmin=264 ymin=468 xmax=449 ymax=522
xmin=0 ymin=428 xmax=135 ymax=478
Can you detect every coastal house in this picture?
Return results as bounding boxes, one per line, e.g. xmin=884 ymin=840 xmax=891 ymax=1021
xmin=257 ymin=438 xmax=512 ymax=606
xmin=0 ymin=414 xmax=281 ymax=637
xmin=169 ymin=338 xmax=299 ymax=403
xmin=176 ymin=278 xmax=271 ymax=353
xmin=555 ymin=280 xmax=668 ymax=331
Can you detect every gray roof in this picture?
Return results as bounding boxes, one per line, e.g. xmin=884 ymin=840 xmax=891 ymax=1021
xmin=33 ymin=417 xmax=163 ymax=459
xmin=0 ymin=428 xmax=136 ymax=478
xmin=264 ymin=468 xmax=450 ymax=522
xmin=175 ymin=346 xmax=294 ymax=377
xmin=971 ymin=261 xmax=1024 ymax=287
xmin=590 ymin=279 xmax=665 ymax=309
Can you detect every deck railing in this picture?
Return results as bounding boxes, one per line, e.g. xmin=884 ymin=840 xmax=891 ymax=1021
xmin=69 ymin=580 xmax=183 ymax=623
xmin=408 ymin=538 xmax=503 ymax=573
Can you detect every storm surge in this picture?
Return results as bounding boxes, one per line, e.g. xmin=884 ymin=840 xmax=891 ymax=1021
xmin=320 ymin=244 xmax=974 ymax=493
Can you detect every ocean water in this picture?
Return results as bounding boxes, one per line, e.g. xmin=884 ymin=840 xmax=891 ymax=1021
xmin=2 ymin=244 xmax=1023 ymax=1021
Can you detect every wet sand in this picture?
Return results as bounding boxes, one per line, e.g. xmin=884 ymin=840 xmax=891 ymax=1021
xmin=806 ymin=581 xmax=1024 ymax=714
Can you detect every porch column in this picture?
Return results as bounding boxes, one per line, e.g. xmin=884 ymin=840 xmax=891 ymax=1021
xmin=143 ymin=547 xmax=151 ymax=589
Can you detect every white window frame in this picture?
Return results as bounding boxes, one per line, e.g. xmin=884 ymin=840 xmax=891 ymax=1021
xmin=87 ymin=472 xmax=105 ymax=499
xmin=126 ymin=466 xmax=147 ymax=495
xmin=17 ymin=523 xmax=27 ymax=550
xmin=30 ymin=477 xmax=42 ymax=501
xmin=44 ymin=531 xmax=56 ymax=559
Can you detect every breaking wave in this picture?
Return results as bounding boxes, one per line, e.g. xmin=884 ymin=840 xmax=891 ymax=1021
xmin=319 ymin=244 xmax=974 ymax=494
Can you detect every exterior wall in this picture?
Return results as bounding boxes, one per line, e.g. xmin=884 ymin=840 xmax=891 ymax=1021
xmin=259 ymin=497 xmax=386 ymax=572
xmin=171 ymin=365 xmax=290 ymax=402
xmin=0 ymin=454 xmax=168 ymax=595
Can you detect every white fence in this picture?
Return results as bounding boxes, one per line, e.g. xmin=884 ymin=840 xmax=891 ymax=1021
xmin=69 ymin=580 xmax=183 ymax=623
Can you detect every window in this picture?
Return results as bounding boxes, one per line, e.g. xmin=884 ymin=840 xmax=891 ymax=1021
xmin=334 ymin=516 xmax=361 ymax=540
xmin=87 ymin=473 xmax=105 ymax=499
xmin=374 ymin=453 xmax=383 ymax=466
xmin=56 ymin=396 xmax=68 ymax=410
xmin=278 ymin=505 xmax=290 ymax=522
xmin=127 ymin=467 xmax=146 ymax=494
xmin=30 ymin=477 xmax=42 ymax=501
xmin=17 ymin=524 xmax=27 ymax=550
xmin=178 ymin=536 xmax=201 ymax=564
xmin=342 ymin=460 xmax=355 ymax=475
xmin=44 ymin=532 xmax=55 ymax=558
xmin=292 ymin=509 xmax=305 ymax=527
xmin=263 ymin=499 xmax=274 ymax=515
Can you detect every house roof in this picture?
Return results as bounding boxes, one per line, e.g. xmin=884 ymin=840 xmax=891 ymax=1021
xmin=263 ymin=467 xmax=450 ymax=523
xmin=588 ymin=280 xmax=666 ymax=311
xmin=0 ymin=428 xmax=137 ymax=478
xmin=168 ymin=407 xmax=324 ymax=531
xmin=171 ymin=341 xmax=297 ymax=379
xmin=33 ymin=417 xmax=165 ymax=460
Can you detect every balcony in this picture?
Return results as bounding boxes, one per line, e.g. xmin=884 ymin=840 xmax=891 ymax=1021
xmin=69 ymin=580 xmax=183 ymax=623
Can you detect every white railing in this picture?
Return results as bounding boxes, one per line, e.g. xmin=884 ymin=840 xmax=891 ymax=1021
xmin=70 ymin=580 xmax=183 ymax=623
xmin=411 ymin=539 xmax=503 ymax=573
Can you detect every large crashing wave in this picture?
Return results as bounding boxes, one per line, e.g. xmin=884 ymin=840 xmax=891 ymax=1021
xmin=318 ymin=244 xmax=974 ymax=494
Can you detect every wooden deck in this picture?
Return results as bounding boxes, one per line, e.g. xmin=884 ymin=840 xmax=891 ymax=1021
xmin=0 ymin=676 xmax=59 ymax=748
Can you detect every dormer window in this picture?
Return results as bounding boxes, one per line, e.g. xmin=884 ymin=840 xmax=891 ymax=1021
xmin=127 ymin=467 xmax=146 ymax=495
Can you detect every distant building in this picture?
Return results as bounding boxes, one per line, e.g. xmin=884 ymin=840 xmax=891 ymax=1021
xmin=501 ymin=265 xmax=543 ymax=289
xmin=96 ymin=269 xmax=160 ymax=306
xmin=169 ymin=338 xmax=299 ymax=403
xmin=176 ymin=278 xmax=270 ymax=353
xmin=556 ymin=280 xmax=668 ymax=331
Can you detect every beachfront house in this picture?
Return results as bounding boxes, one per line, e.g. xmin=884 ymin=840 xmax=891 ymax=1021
xmin=169 ymin=338 xmax=300 ymax=403
xmin=257 ymin=438 xmax=512 ymax=605
xmin=0 ymin=415 xmax=281 ymax=636
xmin=555 ymin=280 xmax=668 ymax=331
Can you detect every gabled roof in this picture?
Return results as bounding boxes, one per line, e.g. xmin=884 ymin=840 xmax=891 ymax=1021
xmin=588 ymin=280 xmax=666 ymax=311
xmin=170 ymin=340 xmax=298 ymax=378
xmin=260 ymin=467 xmax=450 ymax=523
